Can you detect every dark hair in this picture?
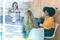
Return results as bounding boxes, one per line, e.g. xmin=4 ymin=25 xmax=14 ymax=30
xmin=27 ymin=10 xmax=32 ymax=16
xmin=12 ymin=2 xmax=18 ymax=9
xmin=43 ymin=7 xmax=55 ymax=17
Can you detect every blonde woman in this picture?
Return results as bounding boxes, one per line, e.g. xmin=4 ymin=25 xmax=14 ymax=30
xmin=24 ymin=10 xmax=38 ymax=37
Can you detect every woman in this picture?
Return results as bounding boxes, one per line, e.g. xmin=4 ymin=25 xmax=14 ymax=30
xmin=12 ymin=2 xmax=19 ymax=10
xmin=24 ymin=10 xmax=38 ymax=37
xmin=9 ymin=2 xmax=20 ymax=22
xmin=42 ymin=7 xmax=55 ymax=29
xmin=42 ymin=7 xmax=56 ymax=36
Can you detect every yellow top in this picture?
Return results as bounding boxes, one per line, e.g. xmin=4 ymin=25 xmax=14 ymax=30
xmin=42 ymin=17 xmax=55 ymax=29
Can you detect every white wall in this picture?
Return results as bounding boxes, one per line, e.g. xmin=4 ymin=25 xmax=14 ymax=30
xmin=0 ymin=0 xmax=3 ymax=16
xmin=29 ymin=0 xmax=60 ymax=18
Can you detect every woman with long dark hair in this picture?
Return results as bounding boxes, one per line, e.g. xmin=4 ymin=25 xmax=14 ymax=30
xmin=12 ymin=2 xmax=18 ymax=10
xmin=8 ymin=2 xmax=20 ymax=22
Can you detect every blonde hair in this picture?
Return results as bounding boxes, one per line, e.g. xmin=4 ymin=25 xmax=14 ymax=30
xmin=24 ymin=10 xmax=38 ymax=33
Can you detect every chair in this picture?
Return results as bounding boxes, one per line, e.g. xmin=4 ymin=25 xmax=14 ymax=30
xmin=44 ymin=23 xmax=59 ymax=40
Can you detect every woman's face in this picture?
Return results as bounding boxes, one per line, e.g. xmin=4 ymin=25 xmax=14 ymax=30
xmin=44 ymin=11 xmax=49 ymax=16
xmin=14 ymin=3 xmax=18 ymax=9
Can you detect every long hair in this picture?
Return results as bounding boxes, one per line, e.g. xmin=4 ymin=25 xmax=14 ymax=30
xmin=24 ymin=10 xmax=38 ymax=33
xmin=12 ymin=2 xmax=18 ymax=9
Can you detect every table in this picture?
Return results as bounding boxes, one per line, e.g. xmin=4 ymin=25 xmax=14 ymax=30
xmin=28 ymin=28 xmax=44 ymax=40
